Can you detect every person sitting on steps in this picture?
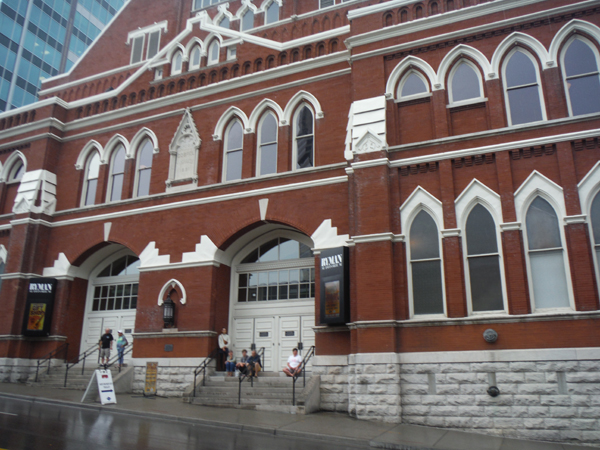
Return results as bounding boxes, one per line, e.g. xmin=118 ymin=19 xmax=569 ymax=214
xmin=246 ymin=349 xmax=262 ymax=379
xmin=283 ymin=348 xmax=302 ymax=377
xmin=236 ymin=349 xmax=249 ymax=376
xmin=225 ymin=350 xmax=236 ymax=377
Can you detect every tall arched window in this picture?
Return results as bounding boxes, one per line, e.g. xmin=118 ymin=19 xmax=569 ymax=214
xmin=266 ymin=1 xmax=279 ymax=25
xmin=172 ymin=50 xmax=183 ymax=75
xmin=219 ymin=16 xmax=230 ymax=29
xmin=258 ymin=113 xmax=278 ymax=176
xmin=189 ymin=45 xmax=202 ymax=70
xmin=294 ymin=105 xmax=314 ymax=170
xmin=562 ymin=37 xmax=600 ymax=117
xmin=397 ymin=71 xmax=429 ymax=99
xmin=83 ymin=152 xmax=100 ymax=206
xmin=208 ymin=40 xmax=220 ymax=65
xmin=241 ymin=9 xmax=254 ymax=31
xmin=465 ymin=204 xmax=504 ymax=312
xmin=503 ymin=49 xmax=545 ymax=125
xmin=135 ymin=140 xmax=153 ymax=197
xmin=590 ymin=192 xmax=600 ymax=284
xmin=525 ymin=197 xmax=570 ymax=309
xmin=224 ymin=120 xmax=244 ymax=181
xmin=108 ymin=145 xmax=126 ymax=202
xmin=409 ymin=210 xmax=444 ymax=315
xmin=449 ymin=60 xmax=482 ymax=104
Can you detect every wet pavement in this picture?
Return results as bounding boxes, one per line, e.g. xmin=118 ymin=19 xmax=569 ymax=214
xmin=0 ymin=382 xmax=597 ymax=450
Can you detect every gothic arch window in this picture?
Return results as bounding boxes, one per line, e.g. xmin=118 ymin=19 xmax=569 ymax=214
xmin=561 ymin=36 xmax=600 ymax=116
xmin=189 ymin=45 xmax=202 ymax=70
xmin=7 ymin=159 xmax=25 ymax=182
xmin=208 ymin=40 xmax=220 ymax=65
xmin=241 ymin=9 xmax=254 ymax=32
xmin=172 ymin=50 xmax=183 ymax=75
xmin=589 ymin=191 xmax=600 ymax=291
xmin=82 ymin=152 xmax=100 ymax=206
xmin=224 ymin=120 xmax=244 ymax=181
xmin=134 ymin=139 xmax=153 ymax=197
xmin=107 ymin=145 xmax=126 ymax=202
xmin=293 ymin=104 xmax=314 ymax=170
xmin=219 ymin=16 xmax=230 ymax=29
xmin=464 ymin=204 xmax=505 ymax=312
xmin=448 ymin=59 xmax=484 ymax=105
xmin=524 ymin=197 xmax=571 ymax=310
xmin=265 ymin=1 xmax=279 ymax=25
xmin=397 ymin=70 xmax=429 ymax=100
xmin=408 ymin=210 xmax=445 ymax=316
xmin=257 ymin=112 xmax=278 ymax=176
xmin=502 ymin=48 xmax=545 ymax=125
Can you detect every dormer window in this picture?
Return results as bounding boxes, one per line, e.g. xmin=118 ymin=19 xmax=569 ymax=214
xmin=193 ymin=0 xmax=227 ymax=10
xmin=128 ymin=22 xmax=167 ymax=65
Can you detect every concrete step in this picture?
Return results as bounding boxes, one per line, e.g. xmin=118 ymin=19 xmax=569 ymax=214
xmin=190 ymin=397 xmax=293 ymax=406
xmin=195 ymin=391 xmax=299 ymax=399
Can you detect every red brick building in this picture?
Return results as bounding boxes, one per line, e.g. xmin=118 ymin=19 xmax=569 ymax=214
xmin=1 ymin=0 xmax=600 ymax=444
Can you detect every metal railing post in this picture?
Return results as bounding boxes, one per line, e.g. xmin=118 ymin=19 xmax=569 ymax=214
xmin=238 ymin=376 xmax=242 ymax=405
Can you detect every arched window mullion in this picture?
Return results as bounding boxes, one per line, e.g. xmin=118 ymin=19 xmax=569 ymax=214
xmin=257 ymin=112 xmax=278 ymax=176
xmin=82 ymin=152 xmax=100 ymax=207
xmin=108 ymin=145 xmax=126 ymax=202
xmin=293 ymin=104 xmax=314 ymax=170
xmin=561 ymin=36 xmax=600 ymax=117
xmin=224 ymin=120 xmax=244 ymax=182
xmin=135 ymin=140 xmax=153 ymax=197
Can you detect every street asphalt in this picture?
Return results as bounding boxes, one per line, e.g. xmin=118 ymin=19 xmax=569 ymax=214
xmin=0 ymin=382 xmax=597 ymax=450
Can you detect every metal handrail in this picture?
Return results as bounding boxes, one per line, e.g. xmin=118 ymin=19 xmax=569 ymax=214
xmin=238 ymin=347 xmax=265 ymax=405
xmin=292 ymin=345 xmax=315 ymax=406
xmin=192 ymin=347 xmax=219 ymax=397
xmin=106 ymin=345 xmax=133 ymax=373
xmin=63 ymin=343 xmax=99 ymax=388
xmin=34 ymin=342 xmax=69 ymax=382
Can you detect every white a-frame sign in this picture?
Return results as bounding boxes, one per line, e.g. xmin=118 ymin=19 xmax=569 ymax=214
xmin=81 ymin=369 xmax=117 ymax=405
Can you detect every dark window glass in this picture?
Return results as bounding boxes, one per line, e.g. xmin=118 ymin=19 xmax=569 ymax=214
xmin=505 ymin=50 xmax=543 ymax=125
xmin=526 ymin=197 xmax=562 ymax=250
xmin=564 ymin=39 xmax=600 ymax=116
xmin=266 ymin=2 xmax=279 ymax=24
xmin=137 ymin=140 xmax=153 ymax=196
xmin=147 ymin=31 xmax=160 ymax=59
xmin=131 ymin=35 xmax=143 ymax=63
xmin=401 ymin=72 xmax=427 ymax=97
xmin=410 ymin=211 xmax=440 ymax=259
xmin=466 ymin=204 xmax=498 ymax=255
xmin=225 ymin=121 xmax=243 ymax=181
xmin=110 ymin=146 xmax=125 ymax=202
xmin=296 ymin=106 xmax=314 ymax=169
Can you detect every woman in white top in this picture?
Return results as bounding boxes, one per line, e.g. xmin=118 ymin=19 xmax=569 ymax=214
xmin=218 ymin=327 xmax=230 ymax=371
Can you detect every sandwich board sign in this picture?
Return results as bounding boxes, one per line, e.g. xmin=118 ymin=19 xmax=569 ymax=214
xmin=81 ymin=369 xmax=117 ymax=405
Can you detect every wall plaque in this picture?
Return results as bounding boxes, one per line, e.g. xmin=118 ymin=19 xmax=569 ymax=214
xmin=319 ymin=247 xmax=349 ymax=325
xmin=22 ymin=278 xmax=57 ymax=337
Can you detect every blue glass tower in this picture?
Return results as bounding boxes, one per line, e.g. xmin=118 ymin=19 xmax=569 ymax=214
xmin=0 ymin=0 xmax=125 ymax=112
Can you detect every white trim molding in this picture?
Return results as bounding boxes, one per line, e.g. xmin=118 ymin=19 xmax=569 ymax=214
xmin=158 ymin=279 xmax=187 ymax=305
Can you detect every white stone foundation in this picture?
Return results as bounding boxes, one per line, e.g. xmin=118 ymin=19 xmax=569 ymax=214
xmin=130 ymin=357 xmax=208 ymax=397
xmin=0 ymin=358 xmax=36 ymax=383
xmin=313 ymin=348 xmax=600 ymax=446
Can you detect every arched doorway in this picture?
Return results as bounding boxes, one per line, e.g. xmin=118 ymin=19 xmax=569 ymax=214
xmin=229 ymin=228 xmax=316 ymax=372
xmin=80 ymin=247 xmax=140 ymax=355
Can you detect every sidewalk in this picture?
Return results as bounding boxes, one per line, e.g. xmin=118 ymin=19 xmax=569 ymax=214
xmin=0 ymin=382 xmax=596 ymax=450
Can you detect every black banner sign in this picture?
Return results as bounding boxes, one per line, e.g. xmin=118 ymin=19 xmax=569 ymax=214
xmin=319 ymin=247 xmax=349 ymax=325
xmin=22 ymin=278 xmax=57 ymax=337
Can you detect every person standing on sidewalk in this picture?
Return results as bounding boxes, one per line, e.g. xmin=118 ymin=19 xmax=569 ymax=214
xmin=99 ymin=328 xmax=114 ymax=368
xmin=217 ymin=327 xmax=229 ymax=371
xmin=116 ymin=330 xmax=128 ymax=369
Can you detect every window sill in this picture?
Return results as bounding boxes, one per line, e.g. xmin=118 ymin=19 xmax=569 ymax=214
xmin=447 ymin=98 xmax=488 ymax=109
xmin=395 ymin=93 xmax=432 ymax=104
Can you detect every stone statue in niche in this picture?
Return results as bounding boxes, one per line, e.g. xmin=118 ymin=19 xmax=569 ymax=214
xmin=167 ymin=108 xmax=201 ymax=192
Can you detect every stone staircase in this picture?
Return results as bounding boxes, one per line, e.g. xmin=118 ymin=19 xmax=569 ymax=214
xmin=183 ymin=371 xmax=320 ymax=414
xmin=28 ymin=362 xmax=100 ymax=390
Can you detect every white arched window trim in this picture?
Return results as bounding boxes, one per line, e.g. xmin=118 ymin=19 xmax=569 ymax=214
xmin=491 ymin=32 xmax=551 ymax=77
xmin=548 ymin=19 xmax=600 ymax=67
xmin=1 ymin=151 xmax=27 ymax=183
xmin=130 ymin=128 xmax=159 ymax=157
xmin=132 ymin=138 xmax=154 ymax=198
xmin=171 ymin=50 xmax=184 ymax=75
xmin=261 ymin=0 xmax=282 ymax=25
xmin=75 ymin=140 xmax=104 ymax=170
xmin=213 ymin=106 xmax=250 ymax=141
xmin=386 ymin=56 xmax=438 ymax=98
xmin=248 ymin=98 xmax=284 ymax=133
xmin=514 ymin=171 xmax=575 ymax=313
xmin=292 ymin=102 xmax=315 ymax=171
xmin=222 ymin=119 xmax=244 ymax=182
xmin=447 ymin=58 xmax=486 ymax=107
xmin=501 ymin=47 xmax=547 ymax=126
xmin=396 ymin=69 xmax=431 ymax=102
xmin=455 ymin=180 xmax=508 ymax=316
xmin=559 ymin=34 xmax=600 ymax=118
xmin=578 ymin=161 xmax=600 ymax=297
xmin=400 ymin=186 xmax=447 ymax=319
xmin=105 ymin=143 xmax=126 ymax=203
xmin=256 ymin=111 xmax=278 ymax=177
xmin=283 ymin=90 xmax=324 ymax=125
xmin=158 ymin=279 xmax=187 ymax=305
xmin=207 ymin=39 xmax=220 ymax=65
xmin=80 ymin=151 xmax=101 ymax=207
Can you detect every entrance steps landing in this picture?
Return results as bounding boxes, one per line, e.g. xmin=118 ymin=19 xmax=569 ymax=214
xmin=28 ymin=363 xmax=126 ymax=390
xmin=183 ymin=371 xmax=320 ymax=414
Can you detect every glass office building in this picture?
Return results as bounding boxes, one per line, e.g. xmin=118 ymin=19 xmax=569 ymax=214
xmin=0 ymin=0 xmax=125 ymax=112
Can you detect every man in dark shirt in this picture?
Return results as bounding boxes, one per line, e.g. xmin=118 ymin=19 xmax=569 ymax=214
xmin=99 ymin=328 xmax=114 ymax=367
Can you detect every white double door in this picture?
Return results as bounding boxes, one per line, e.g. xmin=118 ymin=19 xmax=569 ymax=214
xmin=232 ymin=315 xmax=315 ymax=372
xmin=81 ymin=312 xmax=136 ymax=359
